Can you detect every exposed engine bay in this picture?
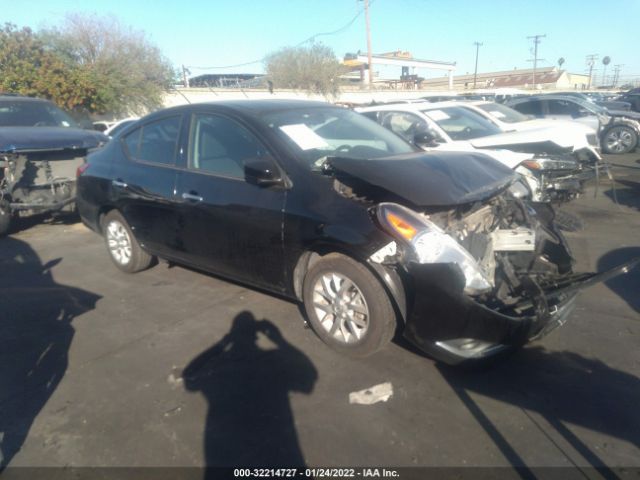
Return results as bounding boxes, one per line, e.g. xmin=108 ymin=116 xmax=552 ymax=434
xmin=420 ymin=195 xmax=572 ymax=310
xmin=1 ymin=150 xmax=84 ymax=216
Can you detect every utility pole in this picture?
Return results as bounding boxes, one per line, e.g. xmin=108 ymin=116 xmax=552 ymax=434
xmin=473 ymin=42 xmax=483 ymax=89
xmin=526 ymin=34 xmax=546 ymax=90
xmin=182 ymin=65 xmax=190 ymax=88
xmin=613 ymin=64 xmax=624 ymax=87
xmin=363 ymin=0 xmax=374 ymax=89
xmin=586 ymin=54 xmax=598 ymax=89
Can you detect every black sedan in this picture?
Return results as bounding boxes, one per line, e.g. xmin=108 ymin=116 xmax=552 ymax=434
xmin=76 ymin=100 xmax=637 ymax=365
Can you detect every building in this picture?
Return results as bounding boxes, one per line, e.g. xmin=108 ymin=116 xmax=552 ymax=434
xmin=421 ymin=67 xmax=591 ymax=91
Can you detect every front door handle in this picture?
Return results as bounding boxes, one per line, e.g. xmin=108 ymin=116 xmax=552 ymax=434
xmin=182 ymin=192 xmax=203 ymax=202
xmin=112 ymin=179 xmax=128 ymax=188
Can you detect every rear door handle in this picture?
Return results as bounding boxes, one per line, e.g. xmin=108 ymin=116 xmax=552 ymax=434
xmin=112 ymin=180 xmax=128 ymax=188
xmin=181 ymin=192 xmax=203 ymax=202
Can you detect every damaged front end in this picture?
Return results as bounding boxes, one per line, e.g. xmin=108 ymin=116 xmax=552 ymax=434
xmin=1 ymin=150 xmax=82 ymax=217
xmin=370 ymin=198 xmax=637 ymax=365
xmin=0 ymin=128 xmax=106 ymax=235
xmin=516 ymin=154 xmax=597 ymax=204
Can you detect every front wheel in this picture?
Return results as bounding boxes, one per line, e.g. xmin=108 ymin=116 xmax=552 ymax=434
xmin=102 ymin=210 xmax=154 ymax=273
xmin=602 ymin=125 xmax=638 ymax=154
xmin=302 ymin=253 xmax=396 ymax=357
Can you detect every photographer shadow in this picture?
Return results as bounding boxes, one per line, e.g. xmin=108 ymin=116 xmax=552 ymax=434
xmin=183 ymin=311 xmax=318 ymax=469
xmin=0 ymin=236 xmax=100 ymax=470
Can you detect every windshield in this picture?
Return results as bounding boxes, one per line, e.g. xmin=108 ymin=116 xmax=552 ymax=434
xmin=0 ymin=100 xmax=80 ymax=128
xmin=421 ymin=106 xmax=502 ymax=140
xmin=476 ymin=103 xmax=530 ymax=124
xmin=260 ymin=107 xmax=415 ymax=170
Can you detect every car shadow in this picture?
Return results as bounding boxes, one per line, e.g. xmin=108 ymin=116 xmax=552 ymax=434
xmin=437 ymin=347 xmax=640 ymax=477
xmin=597 ymin=247 xmax=640 ymax=313
xmin=182 ymin=311 xmax=318 ymax=472
xmin=0 ymin=236 xmax=100 ymax=470
xmin=604 ymin=178 xmax=640 ymax=210
xmin=8 ymin=212 xmax=80 ymax=236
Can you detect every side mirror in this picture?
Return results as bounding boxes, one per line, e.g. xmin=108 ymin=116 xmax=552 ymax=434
xmin=244 ymin=157 xmax=283 ymax=187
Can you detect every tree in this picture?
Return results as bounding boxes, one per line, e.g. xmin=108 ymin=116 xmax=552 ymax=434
xmin=557 ymin=57 xmax=565 ymax=69
xmin=264 ymin=43 xmax=345 ymax=97
xmin=42 ymin=14 xmax=175 ymax=115
xmin=0 ymin=23 xmax=97 ymax=111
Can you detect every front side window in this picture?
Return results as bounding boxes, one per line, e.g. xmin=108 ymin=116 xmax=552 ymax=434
xmin=421 ymin=106 xmax=501 ymax=140
xmin=188 ymin=114 xmax=269 ymax=178
xmin=123 ymin=116 xmax=181 ymax=165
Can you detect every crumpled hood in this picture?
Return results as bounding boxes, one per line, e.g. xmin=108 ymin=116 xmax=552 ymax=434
xmin=469 ymin=127 xmax=581 ymax=153
xmin=0 ymin=127 xmax=108 ymax=153
xmin=328 ymin=151 xmax=517 ymax=208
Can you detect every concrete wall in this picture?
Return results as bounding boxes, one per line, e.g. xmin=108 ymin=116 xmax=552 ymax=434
xmin=162 ymin=88 xmax=445 ymax=108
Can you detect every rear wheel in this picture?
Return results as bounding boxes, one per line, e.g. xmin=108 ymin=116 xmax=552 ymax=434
xmin=102 ymin=210 xmax=154 ymax=273
xmin=302 ymin=253 xmax=396 ymax=357
xmin=602 ymin=125 xmax=638 ymax=154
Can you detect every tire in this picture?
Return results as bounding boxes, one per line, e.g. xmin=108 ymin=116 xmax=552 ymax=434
xmin=0 ymin=200 xmax=11 ymax=237
xmin=102 ymin=210 xmax=154 ymax=273
xmin=602 ymin=125 xmax=638 ymax=154
xmin=302 ymin=253 xmax=396 ymax=357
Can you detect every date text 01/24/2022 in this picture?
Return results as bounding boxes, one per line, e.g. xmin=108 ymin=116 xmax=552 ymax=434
xmin=233 ymin=468 xmax=400 ymax=478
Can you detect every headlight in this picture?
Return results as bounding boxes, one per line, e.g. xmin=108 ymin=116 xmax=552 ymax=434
xmin=521 ymin=158 xmax=578 ymax=171
xmin=376 ymin=203 xmax=492 ymax=295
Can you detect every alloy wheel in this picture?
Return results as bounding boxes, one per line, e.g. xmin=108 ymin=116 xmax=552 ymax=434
xmin=311 ymin=272 xmax=370 ymax=344
xmin=605 ymin=128 xmax=635 ymax=153
xmin=106 ymin=220 xmax=132 ymax=265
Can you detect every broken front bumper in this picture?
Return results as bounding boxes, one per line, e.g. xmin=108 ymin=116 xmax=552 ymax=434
xmin=403 ymin=258 xmax=640 ymax=365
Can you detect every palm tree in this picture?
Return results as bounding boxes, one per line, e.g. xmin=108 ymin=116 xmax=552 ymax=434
xmin=557 ymin=57 xmax=565 ymax=70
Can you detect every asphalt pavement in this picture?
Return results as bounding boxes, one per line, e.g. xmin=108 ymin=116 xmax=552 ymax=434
xmin=0 ymin=153 xmax=638 ymax=474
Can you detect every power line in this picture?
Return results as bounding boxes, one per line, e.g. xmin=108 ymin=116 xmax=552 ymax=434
xmin=186 ymin=3 xmax=372 ymax=71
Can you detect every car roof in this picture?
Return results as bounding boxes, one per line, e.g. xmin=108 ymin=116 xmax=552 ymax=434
xmin=151 ymin=99 xmax=337 ymax=118
xmin=357 ymin=101 xmax=464 ymax=112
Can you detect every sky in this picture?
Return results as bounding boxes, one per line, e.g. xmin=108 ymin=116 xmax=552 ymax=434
xmin=3 ymin=0 xmax=639 ymax=84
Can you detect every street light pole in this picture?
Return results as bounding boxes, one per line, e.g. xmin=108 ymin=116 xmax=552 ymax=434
xmin=473 ymin=42 xmax=482 ymax=89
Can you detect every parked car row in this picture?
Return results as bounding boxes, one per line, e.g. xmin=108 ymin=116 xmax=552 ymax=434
xmin=357 ymin=100 xmax=601 ymax=205
xmin=74 ymin=99 xmax=638 ymax=365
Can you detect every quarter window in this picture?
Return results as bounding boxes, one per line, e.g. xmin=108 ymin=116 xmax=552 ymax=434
xmin=189 ymin=114 xmax=268 ymax=178
xmin=122 ymin=116 xmax=181 ymax=165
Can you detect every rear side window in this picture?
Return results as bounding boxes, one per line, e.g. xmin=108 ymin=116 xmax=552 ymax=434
xmin=123 ymin=116 xmax=181 ymax=165
xmin=547 ymin=99 xmax=580 ymax=116
xmin=512 ymin=101 xmax=543 ymax=116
